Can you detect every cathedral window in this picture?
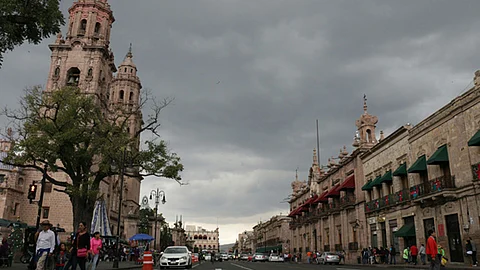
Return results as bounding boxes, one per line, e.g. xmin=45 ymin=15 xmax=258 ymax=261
xmin=79 ymin=19 xmax=87 ymax=35
xmin=119 ymin=90 xmax=124 ymax=100
xmin=129 ymin=92 xmax=133 ymax=101
xmin=67 ymin=67 xmax=81 ymax=86
xmin=87 ymin=68 xmax=93 ymax=77
xmin=94 ymin=22 xmax=102 ymax=34
xmin=18 ymin=177 xmax=24 ymax=186
xmin=131 ymin=69 xmax=133 ymax=73
xmin=54 ymin=67 xmax=60 ymax=77
xmin=124 ymin=68 xmax=127 ymax=73
xmin=366 ymin=129 xmax=372 ymax=143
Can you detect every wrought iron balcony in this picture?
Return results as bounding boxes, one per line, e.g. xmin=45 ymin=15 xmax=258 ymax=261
xmin=410 ymin=175 xmax=455 ymax=200
xmin=339 ymin=194 xmax=356 ymax=208
xmin=365 ymin=188 xmax=411 ymax=213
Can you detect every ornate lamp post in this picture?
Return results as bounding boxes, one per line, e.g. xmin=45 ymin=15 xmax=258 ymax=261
xmin=150 ymin=189 xmax=166 ymax=251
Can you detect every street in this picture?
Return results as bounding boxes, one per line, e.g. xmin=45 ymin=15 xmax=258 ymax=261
xmin=191 ymin=261 xmax=431 ymax=270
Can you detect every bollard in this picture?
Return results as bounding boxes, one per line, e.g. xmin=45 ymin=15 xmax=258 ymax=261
xmin=142 ymin=251 xmax=153 ymax=270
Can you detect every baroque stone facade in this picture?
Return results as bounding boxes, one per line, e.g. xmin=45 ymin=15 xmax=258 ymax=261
xmin=184 ymin=225 xmax=220 ymax=252
xmin=0 ymin=0 xmax=142 ymax=239
xmin=288 ymin=71 xmax=480 ymax=265
xmin=237 ymin=231 xmax=255 ymax=253
xmin=252 ymin=215 xmax=291 ymax=254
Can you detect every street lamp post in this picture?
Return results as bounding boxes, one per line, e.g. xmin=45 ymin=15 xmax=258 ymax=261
xmin=150 ymin=189 xmax=166 ymax=251
xmin=113 ymin=150 xmax=127 ymax=269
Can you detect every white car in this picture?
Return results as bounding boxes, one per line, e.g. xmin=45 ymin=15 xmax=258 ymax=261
xmin=220 ymin=253 xmax=229 ymax=261
xmin=203 ymin=253 xmax=212 ymax=261
xmin=159 ymin=246 xmax=193 ymax=269
xmin=317 ymin=252 xmax=340 ymax=265
xmin=268 ymin=254 xmax=284 ymax=262
xmin=253 ymin=253 xmax=268 ymax=262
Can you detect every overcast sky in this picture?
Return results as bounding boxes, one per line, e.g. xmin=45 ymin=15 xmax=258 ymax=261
xmin=1 ymin=0 xmax=480 ymax=245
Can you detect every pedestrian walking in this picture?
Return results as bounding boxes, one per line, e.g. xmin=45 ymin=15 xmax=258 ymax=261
xmin=466 ymin=240 xmax=474 ymax=266
xmin=36 ymin=220 xmax=56 ymax=270
xmin=389 ymin=245 xmax=396 ymax=265
xmin=410 ymin=244 xmax=418 ymax=265
xmin=403 ymin=247 xmax=409 ymax=264
xmin=470 ymin=237 xmax=478 ymax=266
xmin=89 ymin=232 xmax=102 ymax=270
xmin=72 ymin=222 xmax=90 ymax=270
xmin=426 ymin=230 xmax=440 ymax=270
xmin=211 ymin=251 xmax=215 ymax=264
xmin=56 ymin=243 xmax=68 ymax=270
xmin=419 ymin=244 xmax=426 ymax=265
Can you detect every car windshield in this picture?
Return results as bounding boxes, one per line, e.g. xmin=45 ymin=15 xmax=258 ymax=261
xmin=325 ymin=252 xmax=337 ymax=255
xmin=164 ymin=248 xmax=187 ymax=254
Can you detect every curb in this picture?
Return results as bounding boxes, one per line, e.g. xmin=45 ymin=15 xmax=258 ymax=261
xmin=350 ymin=263 xmax=474 ymax=270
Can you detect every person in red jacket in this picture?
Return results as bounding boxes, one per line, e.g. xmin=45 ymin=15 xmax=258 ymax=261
xmin=426 ymin=230 xmax=440 ymax=270
xmin=410 ymin=244 xmax=418 ymax=265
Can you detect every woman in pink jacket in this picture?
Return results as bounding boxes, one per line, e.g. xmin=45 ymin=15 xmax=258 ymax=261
xmin=89 ymin=232 xmax=102 ymax=270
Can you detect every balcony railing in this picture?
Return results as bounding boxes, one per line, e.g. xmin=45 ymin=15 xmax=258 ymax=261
xmin=348 ymin=242 xmax=359 ymax=251
xmin=365 ymin=188 xmax=411 ymax=213
xmin=339 ymin=194 xmax=356 ymax=207
xmin=410 ymin=175 xmax=455 ymax=199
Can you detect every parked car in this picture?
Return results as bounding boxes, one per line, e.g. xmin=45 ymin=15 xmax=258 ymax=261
xmin=159 ymin=246 xmax=193 ymax=269
xmin=253 ymin=253 xmax=268 ymax=262
xmin=239 ymin=254 xmax=249 ymax=261
xmin=203 ymin=253 xmax=212 ymax=261
xmin=268 ymin=254 xmax=284 ymax=262
xmin=317 ymin=252 xmax=340 ymax=265
xmin=220 ymin=253 xmax=229 ymax=261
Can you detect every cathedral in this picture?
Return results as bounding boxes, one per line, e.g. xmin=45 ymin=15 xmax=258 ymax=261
xmin=0 ymin=0 xmax=142 ymax=239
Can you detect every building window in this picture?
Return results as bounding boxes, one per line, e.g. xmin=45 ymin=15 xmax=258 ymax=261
xmin=94 ymin=22 xmax=101 ymax=34
xmin=18 ymin=177 xmax=24 ymax=186
xmin=13 ymin=203 xmax=20 ymax=216
xmin=44 ymin=183 xmax=53 ymax=193
xmin=87 ymin=68 xmax=93 ymax=77
xmin=67 ymin=67 xmax=81 ymax=86
xmin=0 ymin=174 xmax=5 ymax=184
xmin=131 ymin=69 xmax=133 ymax=73
xmin=79 ymin=19 xmax=87 ymax=35
xmin=54 ymin=67 xmax=60 ymax=77
xmin=124 ymin=68 xmax=127 ymax=73
xmin=42 ymin=207 xmax=50 ymax=219
xmin=129 ymin=92 xmax=133 ymax=101
xmin=119 ymin=90 xmax=124 ymax=100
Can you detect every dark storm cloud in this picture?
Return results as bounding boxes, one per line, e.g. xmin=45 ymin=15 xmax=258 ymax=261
xmin=1 ymin=0 xmax=480 ymax=243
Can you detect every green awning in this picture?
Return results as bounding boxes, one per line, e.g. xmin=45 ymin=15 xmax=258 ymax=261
xmin=468 ymin=130 xmax=480 ymax=146
xmin=370 ymin=175 xmax=383 ymax=187
xmin=379 ymin=170 xmax=393 ymax=183
xmin=394 ymin=224 xmax=416 ymax=237
xmin=393 ymin=163 xmax=407 ymax=176
xmin=427 ymin=145 xmax=449 ymax=165
xmin=361 ymin=180 xmax=373 ymax=191
xmin=407 ymin=155 xmax=427 ymax=173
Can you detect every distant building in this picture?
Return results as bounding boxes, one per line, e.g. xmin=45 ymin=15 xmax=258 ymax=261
xmin=237 ymin=231 xmax=254 ymax=253
xmin=185 ymin=225 xmax=220 ymax=252
xmin=252 ymin=215 xmax=291 ymax=254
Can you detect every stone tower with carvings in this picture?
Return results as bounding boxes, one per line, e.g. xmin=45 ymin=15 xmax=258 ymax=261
xmin=18 ymin=0 xmax=143 ymax=237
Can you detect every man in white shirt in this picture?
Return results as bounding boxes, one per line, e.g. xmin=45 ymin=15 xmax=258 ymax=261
xmin=35 ymin=220 xmax=56 ymax=270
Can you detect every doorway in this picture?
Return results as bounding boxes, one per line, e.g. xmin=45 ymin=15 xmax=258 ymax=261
xmin=445 ymin=214 xmax=464 ymax=262
xmin=370 ymin=224 xmax=378 ymax=247
xmin=423 ymin=218 xmax=435 ymax=244
xmin=380 ymin=222 xmax=387 ymax=248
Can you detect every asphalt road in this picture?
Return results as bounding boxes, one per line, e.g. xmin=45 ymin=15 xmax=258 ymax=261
xmin=190 ymin=261 xmax=425 ymax=270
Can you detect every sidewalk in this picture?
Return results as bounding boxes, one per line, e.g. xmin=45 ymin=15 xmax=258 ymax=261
xmin=9 ymin=261 xmax=143 ymax=270
xmin=353 ymin=262 xmax=476 ymax=270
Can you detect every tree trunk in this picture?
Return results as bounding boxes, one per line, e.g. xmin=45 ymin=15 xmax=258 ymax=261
xmin=71 ymin=193 xmax=95 ymax=233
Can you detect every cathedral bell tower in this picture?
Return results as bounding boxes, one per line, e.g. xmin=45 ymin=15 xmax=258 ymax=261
xmin=353 ymin=95 xmax=378 ymax=149
xmin=45 ymin=0 xmax=116 ymax=98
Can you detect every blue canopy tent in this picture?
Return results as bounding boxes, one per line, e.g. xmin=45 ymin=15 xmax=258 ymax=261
xmin=129 ymin=234 xmax=154 ymax=241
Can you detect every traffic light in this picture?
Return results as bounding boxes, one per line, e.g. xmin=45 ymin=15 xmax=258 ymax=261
xmin=28 ymin=184 xmax=37 ymax=202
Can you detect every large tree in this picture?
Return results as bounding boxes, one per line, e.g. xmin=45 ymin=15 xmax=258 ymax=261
xmin=1 ymin=86 xmax=183 ymax=230
xmin=0 ymin=0 xmax=64 ymax=67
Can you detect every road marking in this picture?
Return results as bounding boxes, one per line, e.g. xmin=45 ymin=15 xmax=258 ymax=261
xmin=192 ymin=264 xmax=200 ymax=268
xmin=337 ymin=268 xmax=361 ymax=270
xmin=231 ymin=262 xmax=254 ymax=270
